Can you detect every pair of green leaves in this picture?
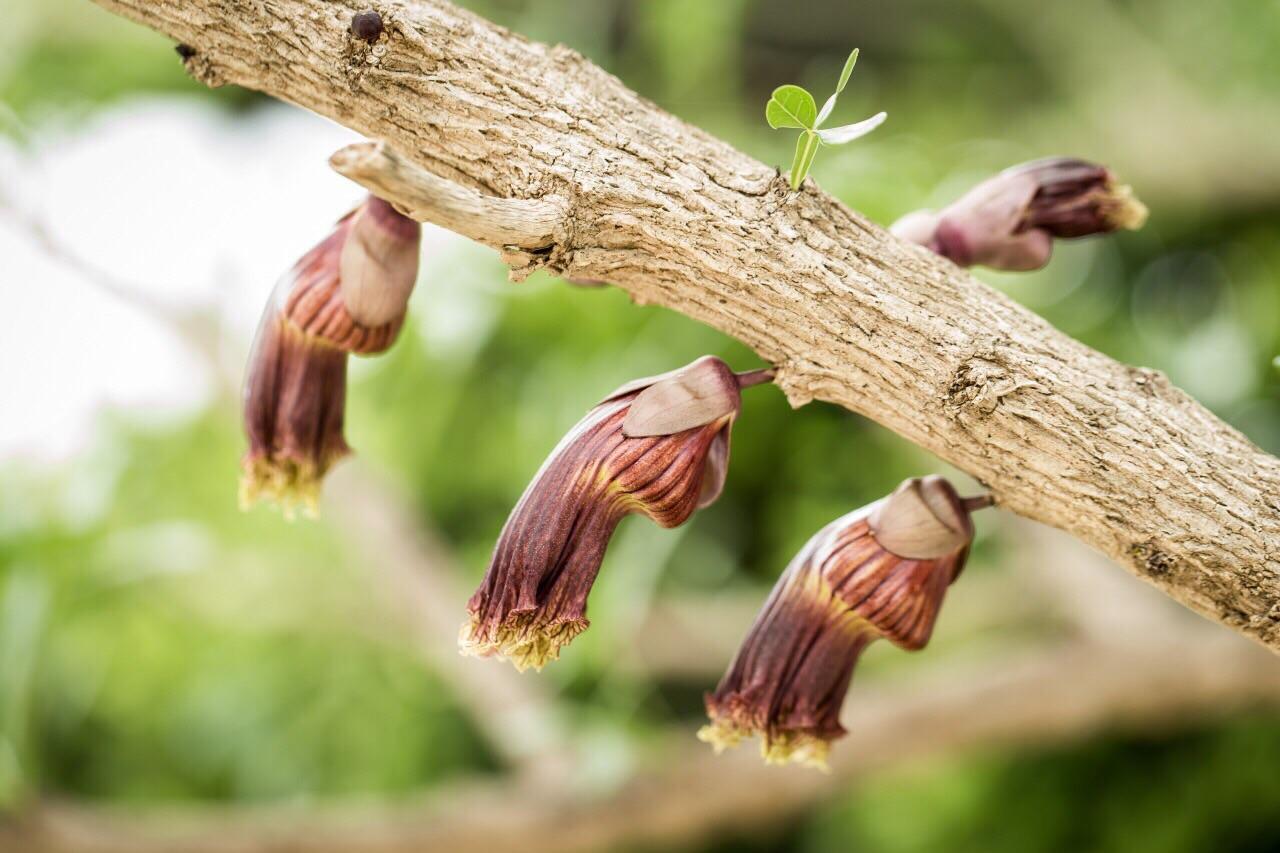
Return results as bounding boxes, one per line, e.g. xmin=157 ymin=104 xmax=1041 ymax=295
xmin=766 ymin=49 xmax=886 ymax=191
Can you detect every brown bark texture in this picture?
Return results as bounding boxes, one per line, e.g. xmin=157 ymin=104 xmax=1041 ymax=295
xmin=88 ymin=0 xmax=1280 ymax=650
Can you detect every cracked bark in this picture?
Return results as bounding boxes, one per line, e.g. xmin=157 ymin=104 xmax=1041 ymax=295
xmin=90 ymin=0 xmax=1280 ymax=650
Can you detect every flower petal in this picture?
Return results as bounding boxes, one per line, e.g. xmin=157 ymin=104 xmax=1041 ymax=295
xmin=622 ymin=358 xmax=740 ymax=437
xmin=703 ymin=477 xmax=976 ymax=767
xmin=696 ymin=427 xmax=732 ymax=509
xmin=463 ymin=357 xmax=742 ymax=670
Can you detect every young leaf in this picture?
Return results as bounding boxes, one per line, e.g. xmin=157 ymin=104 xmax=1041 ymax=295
xmin=766 ymin=85 xmax=818 ymax=130
xmin=790 ymin=131 xmax=820 ymax=190
xmin=816 ymin=48 xmax=860 ymax=127
xmin=816 ymin=93 xmax=837 ymax=128
xmin=816 ymin=111 xmax=887 ymax=145
xmin=836 ymin=48 xmax=859 ymax=95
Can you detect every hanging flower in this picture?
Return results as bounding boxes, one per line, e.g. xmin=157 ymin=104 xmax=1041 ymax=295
xmin=700 ymin=476 xmax=989 ymax=769
xmin=891 ymin=158 xmax=1147 ymax=270
xmin=241 ymin=196 xmax=420 ymax=516
xmin=460 ymin=358 xmax=773 ymax=672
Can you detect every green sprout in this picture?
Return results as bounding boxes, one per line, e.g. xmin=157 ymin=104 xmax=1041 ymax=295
xmin=766 ymin=48 xmax=886 ymax=191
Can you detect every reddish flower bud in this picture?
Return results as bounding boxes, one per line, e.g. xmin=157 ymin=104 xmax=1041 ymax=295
xmin=891 ymin=157 xmax=1148 ymax=271
xmin=700 ymin=476 xmax=980 ymax=769
xmin=241 ymin=196 xmax=420 ymax=516
xmin=461 ymin=357 xmax=758 ymax=671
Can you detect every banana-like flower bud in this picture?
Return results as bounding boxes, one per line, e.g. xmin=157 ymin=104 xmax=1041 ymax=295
xmin=241 ymin=196 xmax=420 ymax=516
xmin=891 ymin=158 xmax=1148 ymax=271
xmin=700 ymin=476 xmax=981 ymax=770
xmin=461 ymin=357 xmax=766 ymax=672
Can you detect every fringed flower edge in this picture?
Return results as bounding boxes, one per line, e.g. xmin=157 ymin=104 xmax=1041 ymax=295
xmin=458 ymin=611 xmax=590 ymax=673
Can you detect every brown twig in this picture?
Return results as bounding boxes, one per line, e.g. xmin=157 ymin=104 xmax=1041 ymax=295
xmin=734 ymin=368 xmax=776 ymax=389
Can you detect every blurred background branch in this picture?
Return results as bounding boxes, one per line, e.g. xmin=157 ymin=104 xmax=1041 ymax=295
xmin=8 ymin=531 xmax=1280 ymax=852
xmin=322 ymin=466 xmax=570 ymax=781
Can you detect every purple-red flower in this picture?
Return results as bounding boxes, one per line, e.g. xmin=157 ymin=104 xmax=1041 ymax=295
xmin=701 ymin=476 xmax=983 ymax=769
xmin=461 ymin=357 xmax=770 ymax=671
xmin=241 ymin=196 xmax=420 ymax=515
xmin=891 ymin=158 xmax=1147 ymax=270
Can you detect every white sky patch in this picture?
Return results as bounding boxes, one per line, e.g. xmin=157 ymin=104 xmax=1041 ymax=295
xmin=0 ymin=99 xmax=471 ymax=463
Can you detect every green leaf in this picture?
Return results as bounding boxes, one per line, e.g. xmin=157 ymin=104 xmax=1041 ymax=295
xmin=816 ymin=48 xmax=861 ymax=127
xmin=766 ymin=85 xmax=817 ymax=130
xmin=816 ymin=92 xmax=837 ymax=128
xmin=790 ymin=131 xmax=820 ymax=190
xmin=836 ymin=48 xmax=859 ymax=95
xmin=816 ymin=111 xmax=886 ymax=145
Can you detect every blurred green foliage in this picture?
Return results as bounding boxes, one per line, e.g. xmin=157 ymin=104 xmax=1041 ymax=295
xmin=2 ymin=0 xmax=1280 ymax=850
xmin=0 ymin=3 xmax=258 ymax=120
xmin=0 ymin=413 xmax=495 ymax=806
xmin=692 ymin=717 xmax=1280 ymax=853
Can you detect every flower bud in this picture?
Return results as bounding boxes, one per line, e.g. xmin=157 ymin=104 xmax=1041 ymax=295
xmin=700 ymin=476 xmax=978 ymax=769
xmin=891 ymin=158 xmax=1148 ymax=271
xmin=461 ymin=356 xmax=754 ymax=672
xmin=241 ymin=196 xmax=420 ymax=516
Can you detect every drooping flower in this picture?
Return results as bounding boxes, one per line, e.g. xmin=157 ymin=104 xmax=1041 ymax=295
xmin=891 ymin=158 xmax=1148 ymax=270
xmin=460 ymin=358 xmax=772 ymax=672
xmin=241 ymin=196 xmax=420 ymax=516
xmin=700 ymin=476 xmax=987 ymax=769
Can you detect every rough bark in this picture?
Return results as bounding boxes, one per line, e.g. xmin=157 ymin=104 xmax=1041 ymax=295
xmin=89 ymin=0 xmax=1280 ymax=649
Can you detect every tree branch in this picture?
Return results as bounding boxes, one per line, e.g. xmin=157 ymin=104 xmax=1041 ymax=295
xmin=87 ymin=0 xmax=1280 ymax=650
xmin=330 ymin=140 xmax=567 ymax=251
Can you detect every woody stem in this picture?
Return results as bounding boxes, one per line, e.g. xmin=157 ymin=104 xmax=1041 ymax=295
xmin=735 ymin=368 xmax=776 ymax=389
xmin=961 ymin=494 xmax=996 ymax=513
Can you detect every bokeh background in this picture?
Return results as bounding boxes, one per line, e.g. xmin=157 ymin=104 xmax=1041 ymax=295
xmin=2 ymin=1 xmax=1280 ymax=851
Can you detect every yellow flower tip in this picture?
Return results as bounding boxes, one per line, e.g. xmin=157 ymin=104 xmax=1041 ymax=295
xmin=761 ymin=733 xmax=831 ymax=773
xmin=698 ymin=717 xmax=831 ymax=771
xmin=457 ymin=614 xmax=587 ymax=673
xmin=697 ymin=720 xmax=747 ymax=754
xmin=1104 ymin=182 xmax=1149 ymax=231
xmin=238 ymin=456 xmax=326 ymax=519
